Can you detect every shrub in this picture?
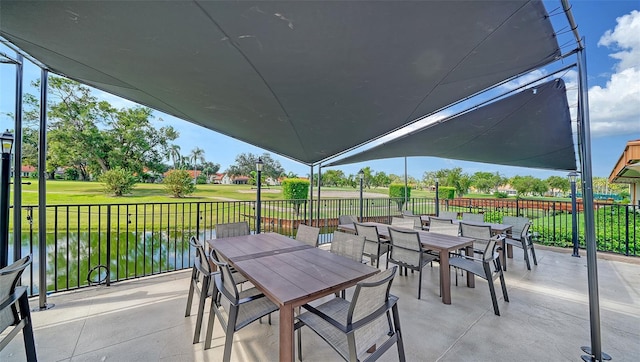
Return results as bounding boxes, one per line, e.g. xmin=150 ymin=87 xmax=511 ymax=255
xmin=281 ymin=178 xmax=309 ymax=215
xmin=99 ymin=168 xmax=136 ymax=196
xmin=196 ymin=174 xmax=207 ymax=184
xmin=64 ymin=168 xmax=79 ymax=181
xmin=493 ymin=191 xmax=508 ymax=198
xmin=163 ymin=169 xmax=196 ymax=197
xmin=438 ymin=186 xmax=456 ymax=199
xmin=389 ymin=184 xmax=411 ymax=211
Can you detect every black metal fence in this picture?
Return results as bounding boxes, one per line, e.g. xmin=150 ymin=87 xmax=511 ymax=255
xmin=11 ymin=197 xmax=638 ymax=297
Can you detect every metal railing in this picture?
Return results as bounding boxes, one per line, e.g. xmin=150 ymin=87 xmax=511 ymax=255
xmin=9 ymin=197 xmax=638 ymax=297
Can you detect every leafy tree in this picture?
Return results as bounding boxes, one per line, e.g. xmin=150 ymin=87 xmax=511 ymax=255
xmin=321 ymin=169 xmax=345 ymax=187
xmin=547 ymin=176 xmax=570 ymax=195
xmin=431 ymin=167 xmax=471 ymax=197
xmin=532 ymin=178 xmax=549 ymax=196
xmin=282 ymin=178 xmax=309 ymax=215
xmin=168 ymin=144 xmax=182 ymax=169
xmin=64 ymin=168 xmax=79 ymax=181
xmin=510 ymin=175 xmax=546 ymax=196
xmin=163 ymin=169 xmax=196 ymax=197
xmin=372 ymin=171 xmax=391 ymax=188
xmin=99 ymin=168 xmax=136 ymax=196
xmin=226 ymin=153 xmax=284 ymax=179
xmin=201 ymin=161 xmax=221 ymax=180
xmin=471 ymin=171 xmax=504 ymax=194
xmin=23 ymin=77 xmax=178 ymax=179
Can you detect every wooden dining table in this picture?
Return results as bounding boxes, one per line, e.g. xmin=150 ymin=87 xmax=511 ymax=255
xmin=421 ymin=216 xmax=512 ymax=234
xmin=337 ymin=222 xmax=476 ymax=305
xmin=208 ymin=232 xmax=379 ymax=362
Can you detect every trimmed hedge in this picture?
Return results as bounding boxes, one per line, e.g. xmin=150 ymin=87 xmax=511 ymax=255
xmin=282 ymin=178 xmax=310 ymax=214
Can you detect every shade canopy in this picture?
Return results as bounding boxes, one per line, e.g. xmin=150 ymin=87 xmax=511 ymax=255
xmin=0 ymin=0 xmax=560 ymax=165
xmin=326 ymin=79 xmax=576 ymax=171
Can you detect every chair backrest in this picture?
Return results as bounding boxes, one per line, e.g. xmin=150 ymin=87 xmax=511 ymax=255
xmin=388 ymin=228 xmax=421 ymax=266
xmin=482 ymin=236 xmax=501 ymax=263
xmin=428 ymin=217 xmax=459 ymax=236
xmin=190 ymin=236 xmax=214 ymax=274
xmin=438 ymin=211 xmax=458 ymax=220
xmin=391 ymin=217 xmax=414 ymax=229
xmin=354 ymin=223 xmax=381 ymax=255
xmin=215 ymin=221 xmax=250 ymax=238
xmin=330 ymin=231 xmax=366 ymax=262
xmin=462 ymin=212 xmax=484 ymax=222
xmin=401 ymin=210 xmax=415 ymax=216
xmin=296 ymin=224 xmax=320 ymax=247
xmin=338 ymin=215 xmax=358 ymax=225
xmin=348 ymin=266 xmax=397 ymax=356
xmin=1 ymin=255 xmax=32 ymax=331
xmin=460 ymin=222 xmax=492 ymax=249
xmin=502 ymin=216 xmax=530 ymax=240
xmin=354 ymin=223 xmax=379 ymax=242
xmin=403 ymin=215 xmax=423 ymax=230
xmin=209 ymin=251 xmax=240 ymax=312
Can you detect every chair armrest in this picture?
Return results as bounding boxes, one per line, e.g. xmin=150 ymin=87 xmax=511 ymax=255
xmin=0 ymin=286 xmax=28 ymax=313
xmin=238 ymin=293 xmax=268 ymax=304
xmin=300 ymin=303 xmax=349 ymax=333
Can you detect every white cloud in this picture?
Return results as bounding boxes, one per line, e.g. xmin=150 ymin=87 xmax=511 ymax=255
xmin=590 ymin=10 xmax=640 ymax=137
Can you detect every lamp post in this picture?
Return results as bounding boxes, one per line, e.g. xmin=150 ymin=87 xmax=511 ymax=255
xmin=255 ymin=158 xmax=263 ymax=234
xmin=358 ymin=169 xmax=364 ymax=222
xmin=568 ymin=171 xmax=580 ymax=257
xmin=434 ymin=177 xmax=440 ymax=217
xmin=0 ymin=131 xmax=14 ymax=268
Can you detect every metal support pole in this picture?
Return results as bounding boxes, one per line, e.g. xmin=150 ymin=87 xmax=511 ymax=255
xmin=404 ymin=157 xmax=408 ymax=209
xmin=38 ymin=69 xmax=53 ymax=310
xmin=576 ymin=46 xmax=609 ymax=362
xmin=256 ymin=169 xmax=262 ymax=234
xmin=13 ymin=54 xmax=24 ymax=263
xmin=317 ymin=163 xmax=322 ymax=228
xmin=359 ymin=176 xmax=363 ymax=222
xmin=309 ymin=165 xmax=314 ymax=225
xmin=435 ymin=180 xmax=440 ymax=216
xmin=571 ymin=179 xmax=580 ymax=257
xmin=0 ymin=152 xmax=10 ymax=268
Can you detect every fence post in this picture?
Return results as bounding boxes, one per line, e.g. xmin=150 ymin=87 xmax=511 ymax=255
xmin=625 ymin=206 xmax=630 ymax=256
xmin=196 ymin=203 xmax=201 ymax=239
xmin=106 ymin=206 xmax=111 ymax=286
xmin=516 ymin=198 xmax=520 ymax=217
xmin=552 ymin=202 xmax=556 ymax=243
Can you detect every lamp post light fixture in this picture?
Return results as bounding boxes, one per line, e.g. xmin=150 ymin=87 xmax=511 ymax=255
xmin=568 ymin=171 xmax=580 ymax=257
xmin=358 ymin=169 xmax=364 ymax=222
xmin=434 ymin=177 xmax=440 ymax=217
xmin=0 ymin=130 xmax=14 ymax=268
xmin=255 ymin=157 xmax=264 ymax=234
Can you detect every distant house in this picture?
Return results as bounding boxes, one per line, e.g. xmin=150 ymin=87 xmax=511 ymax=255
xmin=265 ymin=176 xmax=281 ymax=186
xmin=496 ymin=184 xmax=517 ymax=196
xmin=10 ymin=165 xmax=36 ymax=178
xmin=211 ymin=173 xmax=225 ymax=184
xmin=232 ymin=176 xmax=249 ymax=185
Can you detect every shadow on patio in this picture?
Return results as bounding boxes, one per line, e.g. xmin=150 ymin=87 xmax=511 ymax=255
xmin=2 ymin=246 xmax=639 ymax=362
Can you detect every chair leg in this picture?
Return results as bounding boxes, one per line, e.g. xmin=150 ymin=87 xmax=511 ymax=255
xmin=392 ymin=304 xmax=406 ymax=362
xmin=18 ymin=294 xmax=37 ymax=362
xmin=204 ymin=300 xmax=216 ymax=350
xmin=222 ymin=309 xmax=238 ymax=362
xmin=193 ymin=277 xmax=209 ymax=344
xmin=530 ymin=244 xmax=538 ymax=265
xmin=522 ymin=240 xmax=532 ymax=270
xmin=297 ymin=325 xmax=303 ymax=361
xmin=484 ymin=265 xmax=500 ymax=316
xmin=418 ymin=267 xmax=422 ymax=299
xmin=185 ymin=268 xmax=197 ymax=317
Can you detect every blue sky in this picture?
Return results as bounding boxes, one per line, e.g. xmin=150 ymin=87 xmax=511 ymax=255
xmin=1 ymin=0 xmax=638 ymax=181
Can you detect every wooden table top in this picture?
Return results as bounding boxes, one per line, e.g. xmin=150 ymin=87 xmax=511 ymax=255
xmin=209 ymin=232 xmax=379 ymax=307
xmin=419 ymin=217 xmax=512 ymax=233
xmin=338 ymin=222 xmax=474 ymax=251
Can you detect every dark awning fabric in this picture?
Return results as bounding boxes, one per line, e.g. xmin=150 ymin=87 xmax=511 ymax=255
xmin=0 ymin=1 xmax=560 ymax=164
xmin=326 ymin=79 xmax=576 ymax=171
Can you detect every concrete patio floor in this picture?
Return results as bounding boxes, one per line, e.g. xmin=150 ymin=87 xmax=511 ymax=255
xmin=2 ymin=246 xmax=639 ymax=362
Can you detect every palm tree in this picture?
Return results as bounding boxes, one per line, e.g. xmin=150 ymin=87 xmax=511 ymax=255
xmin=190 ymin=147 xmax=205 ymax=182
xmin=168 ymin=144 xmax=181 ymax=169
